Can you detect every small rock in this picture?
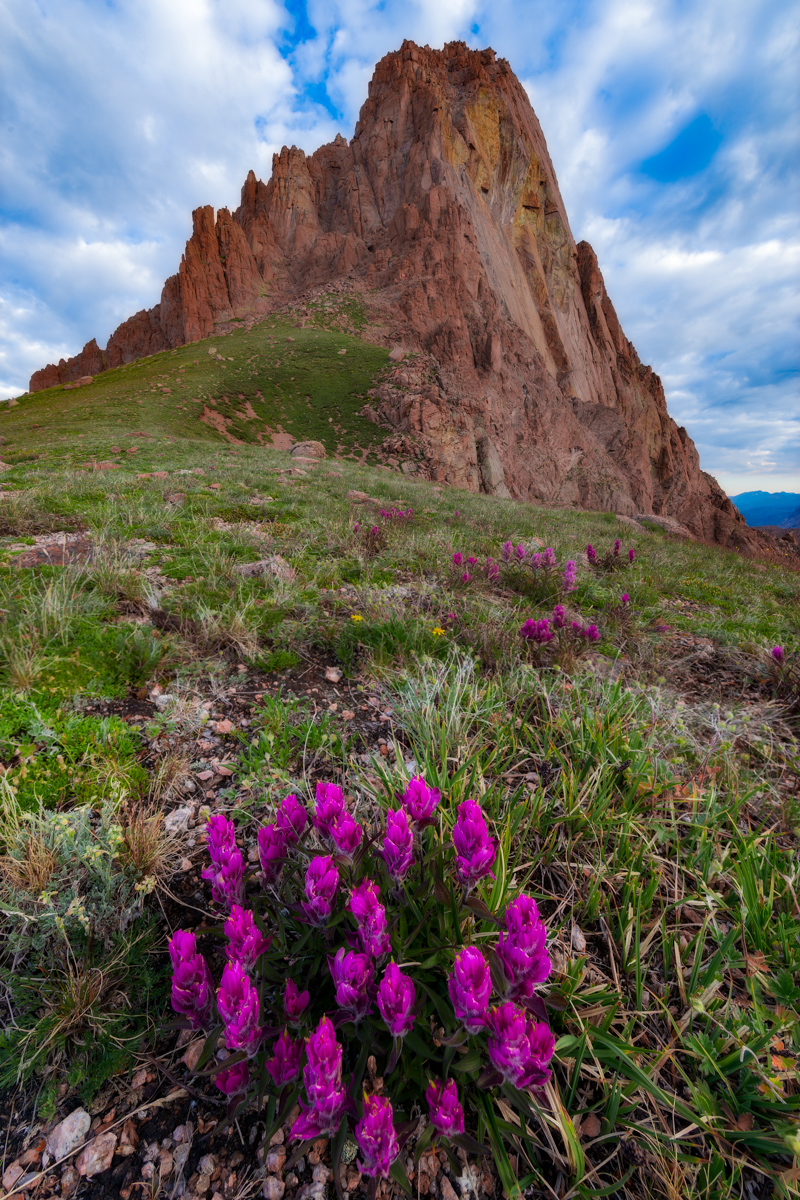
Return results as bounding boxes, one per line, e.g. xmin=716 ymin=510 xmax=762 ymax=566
xmin=290 ymin=440 xmax=326 ymax=459
xmin=388 ymin=347 xmax=405 ymax=362
xmin=263 ymin=1179 xmax=285 ymax=1200
xmin=159 ymin=1149 xmax=174 ymax=1177
xmin=213 ymin=719 xmax=233 ymax=735
xmin=182 ymin=1040 xmax=205 ymax=1071
xmin=233 ymin=555 xmax=296 ymax=582
xmin=46 ymin=1110 xmax=91 ymax=1160
xmin=440 ymin=1179 xmax=458 ymax=1200
xmin=581 ymin=1114 xmax=602 ymax=1140
xmin=269 ymin=1128 xmax=285 ymax=1146
xmin=2 ymin=1164 xmax=23 ymax=1192
xmin=324 ymin=666 xmax=343 ymax=683
xmin=61 ymin=1165 xmax=80 ymax=1196
xmin=572 ymin=926 xmax=587 ymax=953
xmin=75 ymin=1132 xmax=117 ymax=1177
xmin=266 ymin=1146 xmax=287 ymax=1173
xmin=199 ymin=1155 xmax=216 ymax=1175
xmin=165 ymin=805 xmax=192 ymax=833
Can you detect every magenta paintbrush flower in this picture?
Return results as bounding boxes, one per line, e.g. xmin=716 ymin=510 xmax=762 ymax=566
xmin=377 ymin=962 xmax=416 ymax=1037
xmin=170 ymin=950 xmax=214 ymax=1029
xmin=349 ymin=879 xmax=392 ymax=959
xmin=613 ymin=539 xmax=621 ymax=556
xmin=302 ymin=854 xmax=339 ymax=925
xmin=355 ymin=1093 xmax=400 ymax=1179
xmin=257 ymin=823 xmax=286 ymax=883
xmin=168 ymin=928 xmax=197 ymax=970
xmin=217 ymin=961 xmax=263 ymax=1055
xmin=453 ymin=552 xmax=463 ymax=566
xmin=628 ymin=547 xmax=635 ymax=563
xmin=214 ymin=1061 xmax=250 ymax=1096
xmin=201 ymin=844 xmax=245 ymax=909
xmin=276 ymin=792 xmax=307 ymax=844
xmin=520 ymin=617 xmax=554 ymax=644
xmin=586 ymin=544 xmax=597 ymax=564
xmin=451 ymin=799 xmax=497 ymax=891
xmin=621 ymin=593 xmax=630 ymax=606
xmin=312 ymin=781 xmax=346 ymax=839
xmin=284 ymin=978 xmax=310 ymax=1023
xmin=382 ymin=807 xmax=414 ymax=881
xmin=426 ymin=1078 xmax=464 ymax=1137
xmin=552 ymin=604 xmax=567 ymax=629
xmin=543 ymin=547 xmax=556 ymax=569
xmin=496 ymin=894 xmax=551 ymax=999
xmin=329 ymin=947 xmax=375 ymax=1021
xmin=448 ymin=945 xmax=491 ymax=1032
xmin=206 ymin=813 xmax=237 ymax=862
xmin=224 ymin=905 xmax=271 ymax=973
xmin=487 ymin=1002 xmax=555 ymax=1089
xmin=330 ymin=811 xmax=363 ymax=862
xmin=563 ymin=560 xmax=577 ymax=592
xmin=402 ymin=775 xmax=441 ymax=825
xmin=289 ymin=1016 xmax=350 ymax=1141
xmin=772 ymin=645 xmax=785 ymax=664
xmin=266 ymin=1029 xmax=304 ymax=1086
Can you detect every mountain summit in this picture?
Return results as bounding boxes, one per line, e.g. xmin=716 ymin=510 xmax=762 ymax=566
xmin=30 ymin=40 xmax=751 ymax=549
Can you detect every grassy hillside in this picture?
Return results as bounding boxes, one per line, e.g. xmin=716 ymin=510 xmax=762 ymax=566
xmin=2 ymin=304 xmax=390 ymax=467
xmin=0 ymin=316 xmax=798 ymax=1200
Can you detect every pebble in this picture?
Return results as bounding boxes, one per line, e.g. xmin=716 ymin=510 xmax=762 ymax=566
xmin=75 ymin=1132 xmax=117 ymax=1177
xmin=45 ymin=1110 xmax=91 ymax=1160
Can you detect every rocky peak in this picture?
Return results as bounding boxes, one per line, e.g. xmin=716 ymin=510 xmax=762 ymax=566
xmin=28 ymin=40 xmax=755 ymax=551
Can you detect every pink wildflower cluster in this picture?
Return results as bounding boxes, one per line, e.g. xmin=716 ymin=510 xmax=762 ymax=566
xmin=172 ymin=773 xmax=555 ymax=1175
xmin=587 ymin=540 xmax=636 ymax=572
xmin=447 ymin=893 xmax=554 ymax=1084
xmin=380 ymin=506 xmax=414 ymax=523
xmin=451 ymin=551 xmax=499 ymax=585
xmin=520 ymin=605 xmax=600 ymax=649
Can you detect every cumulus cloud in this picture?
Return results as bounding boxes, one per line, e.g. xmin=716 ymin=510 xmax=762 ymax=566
xmin=1 ymin=0 xmax=797 ymax=494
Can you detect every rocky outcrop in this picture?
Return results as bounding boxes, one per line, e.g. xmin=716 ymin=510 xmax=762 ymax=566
xmin=29 ymin=40 xmax=754 ymax=550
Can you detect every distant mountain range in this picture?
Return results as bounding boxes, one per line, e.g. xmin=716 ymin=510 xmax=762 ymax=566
xmin=731 ymin=491 xmax=800 ymax=528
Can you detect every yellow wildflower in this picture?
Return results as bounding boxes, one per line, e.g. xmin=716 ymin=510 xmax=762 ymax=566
xmin=432 ymin=627 xmax=446 ymax=637
xmin=350 ymin=614 xmax=364 ymax=623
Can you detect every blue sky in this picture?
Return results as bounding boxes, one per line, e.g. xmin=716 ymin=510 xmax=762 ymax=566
xmin=1 ymin=0 xmax=798 ymax=495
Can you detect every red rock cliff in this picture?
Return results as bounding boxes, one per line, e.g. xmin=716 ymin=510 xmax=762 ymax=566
xmin=29 ymin=39 xmax=749 ymax=548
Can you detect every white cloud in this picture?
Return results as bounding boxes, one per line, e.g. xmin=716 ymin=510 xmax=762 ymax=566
xmin=1 ymin=0 xmax=797 ymax=492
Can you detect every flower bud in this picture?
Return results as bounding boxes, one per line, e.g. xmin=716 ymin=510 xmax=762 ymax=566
xmin=284 ymin=977 xmax=310 ymax=1022
xmin=276 ymin=792 xmax=307 ymax=844
xmin=377 ymin=961 xmax=415 ymax=1037
xmin=329 ymin=947 xmax=374 ymax=1021
xmin=217 ymin=961 xmax=262 ymax=1055
xmin=302 ymin=854 xmax=339 ymax=925
xmin=214 ymin=1061 xmax=250 ymax=1096
xmin=426 ymin=1078 xmax=464 ymax=1137
xmin=452 ymin=800 xmax=497 ymax=891
xmin=224 ymin=905 xmax=271 ymax=973
xmin=356 ymin=1093 xmax=400 ymax=1179
xmin=402 ymin=776 xmax=441 ymax=825
xmin=266 ymin=1029 xmax=304 ymax=1086
xmin=448 ymin=946 xmax=491 ymax=1032
xmin=487 ymin=1002 xmax=555 ymax=1089
xmin=257 ymin=823 xmax=286 ymax=883
xmin=382 ymin=807 xmax=414 ymax=880
xmin=312 ymin=781 xmax=346 ymax=839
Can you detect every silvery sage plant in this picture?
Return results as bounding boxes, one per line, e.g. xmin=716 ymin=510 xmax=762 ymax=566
xmin=169 ymin=776 xmax=556 ymax=1193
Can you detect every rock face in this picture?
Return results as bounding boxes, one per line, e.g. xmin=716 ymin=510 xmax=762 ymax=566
xmin=30 ymin=40 xmax=753 ymax=549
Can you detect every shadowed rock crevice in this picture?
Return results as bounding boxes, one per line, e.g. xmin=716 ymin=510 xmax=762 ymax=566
xmin=29 ymin=39 xmax=753 ymax=551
